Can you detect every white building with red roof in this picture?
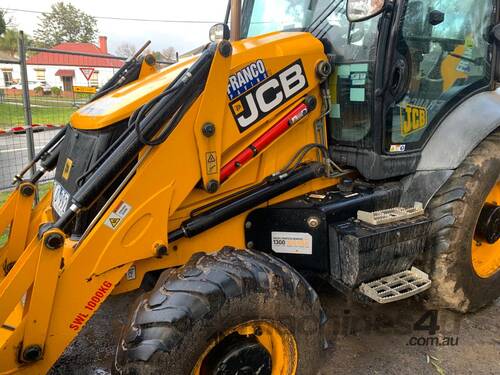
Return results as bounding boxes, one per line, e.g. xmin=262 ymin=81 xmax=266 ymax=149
xmin=1 ymin=36 xmax=123 ymax=93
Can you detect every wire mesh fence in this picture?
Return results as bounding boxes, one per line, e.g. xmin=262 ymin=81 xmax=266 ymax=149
xmin=0 ymin=78 xmax=93 ymax=194
xmin=0 ymin=34 xmax=176 ymax=207
xmin=0 ymin=85 xmax=92 ymax=191
xmin=0 ymin=32 xmax=128 ymax=201
xmin=0 ymin=88 xmax=91 ymax=129
xmin=0 ymin=37 xmax=124 ymax=195
xmin=0 ymin=127 xmax=61 ymax=190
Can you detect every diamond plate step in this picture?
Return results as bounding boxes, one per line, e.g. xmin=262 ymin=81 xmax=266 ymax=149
xmin=357 ymin=202 xmax=424 ymax=225
xmin=359 ymin=267 xmax=431 ymax=304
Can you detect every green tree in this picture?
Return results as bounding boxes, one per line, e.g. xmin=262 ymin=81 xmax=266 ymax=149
xmin=0 ymin=10 xmax=7 ymax=36
xmin=34 ymin=2 xmax=98 ymax=47
xmin=0 ymin=29 xmax=32 ymax=57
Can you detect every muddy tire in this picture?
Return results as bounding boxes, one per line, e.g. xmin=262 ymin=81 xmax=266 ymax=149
xmin=424 ymin=130 xmax=500 ymax=312
xmin=114 ymin=247 xmax=326 ymax=374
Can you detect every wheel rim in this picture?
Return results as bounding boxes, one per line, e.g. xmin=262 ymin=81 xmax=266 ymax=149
xmin=472 ymin=181 xmax=500 ymax=278
xmin=192 ymin=320 xmax=298 ymax=375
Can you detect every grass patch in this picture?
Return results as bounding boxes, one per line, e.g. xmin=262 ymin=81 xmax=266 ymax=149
xmin=0 ymin=103 xmax=75 ymax=128
xmin=0 ymin=189 xmax=12 ymax=247
xmin=38 ymin=181 xmax=53 ymax=201
xmin=4 ymin=95 xmax=90 ymax=107
xmin=0 ymin=188 xmax=11 ymax=207
xmin=0 ymin=232 xmax=8 ymax=247
xmin=0 ymin=181 xmax=52 ymax=208
xmin=0 ymin=229 xmax=8 ymax=247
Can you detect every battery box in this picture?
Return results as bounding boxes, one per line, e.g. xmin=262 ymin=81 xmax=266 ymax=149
xmin=329 ymin=217 xmax=430 ymax=288
xmin=244 ymin=181 xmax=430 ymax=290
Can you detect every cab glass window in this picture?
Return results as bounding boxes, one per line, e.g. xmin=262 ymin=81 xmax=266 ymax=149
xmin=386 ymin=0 xmax=493 ymax=152
xmin=322 ymin=8 xmax=381 ymax=146
xmin=243 ymin=0 xmax=314 ymax=36
xmin=241 ymin=0 xmax=336 ymax=38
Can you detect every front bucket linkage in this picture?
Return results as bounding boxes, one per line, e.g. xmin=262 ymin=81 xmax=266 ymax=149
xmin=0 ymin=182 xmax=39 ymax=282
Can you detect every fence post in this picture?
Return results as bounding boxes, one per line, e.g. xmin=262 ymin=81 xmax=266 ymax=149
xmin=18 ymin=31 xmax=37 ymax=179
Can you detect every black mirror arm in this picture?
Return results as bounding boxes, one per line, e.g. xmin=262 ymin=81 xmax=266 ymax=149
xmin=490 ymin=24 xmax=500 ymax=45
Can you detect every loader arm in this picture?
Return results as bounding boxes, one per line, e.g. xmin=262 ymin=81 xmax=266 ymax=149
xmin=0 ymin=32 xmax=337 ymax=373
xmin=0 ymin=182 xmax=36 ymax=282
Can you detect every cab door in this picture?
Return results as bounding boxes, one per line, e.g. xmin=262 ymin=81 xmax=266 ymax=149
xmin=326 ymin=0 xmax=495 ymax=180
xmin=383 ymin=0 xmax=495 ymax=153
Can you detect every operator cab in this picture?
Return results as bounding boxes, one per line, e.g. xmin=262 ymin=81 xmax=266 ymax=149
xmin=236 ymin=0 xmax=496 ymax=179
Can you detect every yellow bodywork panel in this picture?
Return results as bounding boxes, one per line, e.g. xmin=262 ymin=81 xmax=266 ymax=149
xmin=472 ymin=182 xmax=500 ymax=278
xmin=0 ymin=183 xmax=36 ymax=283
xmin=0 ymin=32 xmax=334 ymax=374
xmin=193 ymin=320 xmax=298 ymax=375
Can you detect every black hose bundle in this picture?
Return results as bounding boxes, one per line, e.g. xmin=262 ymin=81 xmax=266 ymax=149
xmin=75 ymin=68 xmax=190 ymax=186
xmin=90 ymin=41 xmax=152 ymax=103
xmin=57 ymin=43 xmax=217 ymax=222
xmin=130 ymin=68 xmax=188 ymax=146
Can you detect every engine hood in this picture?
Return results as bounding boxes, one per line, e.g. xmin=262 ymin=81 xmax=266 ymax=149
xmin=70 ymin=31 xmax=324 ymax=130
xmin=70 ymin=55 xmax=197 ymax=130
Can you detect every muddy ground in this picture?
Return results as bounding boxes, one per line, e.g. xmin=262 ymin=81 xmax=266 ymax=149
xmin=51 ymin=285 xmax=499 ymax=375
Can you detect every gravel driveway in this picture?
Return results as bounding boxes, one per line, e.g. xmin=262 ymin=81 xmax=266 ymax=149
xmin=51 ymin=285 xmax=500 ymax=375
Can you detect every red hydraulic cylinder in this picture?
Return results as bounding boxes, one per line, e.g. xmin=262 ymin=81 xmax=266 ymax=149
xmin=220 ymin=100 xmax=311 ymax=183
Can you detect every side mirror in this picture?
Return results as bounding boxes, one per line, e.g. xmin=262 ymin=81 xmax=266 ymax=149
xmin=429 ymin=10 xmax=445 ymax=26
xmin=347 ymin=0 xmax=386 ymax=23
xmin=209 ymin=23 xmax=230 ymax=42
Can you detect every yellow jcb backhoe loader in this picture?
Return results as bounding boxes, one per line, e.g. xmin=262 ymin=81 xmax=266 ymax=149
xmin=1 ymin=0 xmax=499 ymax=373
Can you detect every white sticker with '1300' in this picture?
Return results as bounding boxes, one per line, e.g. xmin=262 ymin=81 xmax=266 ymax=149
xmin=271 ymin=231 xmax=313 ymax=255
xmin=230 ymin=59 xmax=308 ymax=132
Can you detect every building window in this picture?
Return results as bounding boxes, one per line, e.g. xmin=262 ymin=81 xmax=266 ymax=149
xmin=34 ymin=69 xmax=46 ymax=81
xmin=90 ymin=70 xmax=99 ymax=87
xmin=2 ymin=70 xmax=13 ymax=86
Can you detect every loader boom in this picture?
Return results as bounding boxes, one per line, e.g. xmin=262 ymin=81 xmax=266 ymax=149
xmin=2 ymin=0 xmax=498 ymax=372
xmin=0 ymin=32 xmax=336 ymax=373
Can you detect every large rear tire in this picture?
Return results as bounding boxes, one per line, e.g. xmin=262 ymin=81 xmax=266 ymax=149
xmin=424 ymin=130 xmax=500 ymax=312
xmin=114 ymin=247 xmax=326 ymax=374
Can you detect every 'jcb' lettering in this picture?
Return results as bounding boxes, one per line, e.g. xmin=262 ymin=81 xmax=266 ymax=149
xmin=401 ymin=104 xmax=428 ymax=136
xmin=256 ymin=79 xmax=282 ymax=113
xmin=231 ymin=59 xmax=309 ymax=132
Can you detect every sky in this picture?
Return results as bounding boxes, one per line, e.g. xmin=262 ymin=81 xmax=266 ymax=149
xmin=0 ymin=0 xmax=229 ymax=55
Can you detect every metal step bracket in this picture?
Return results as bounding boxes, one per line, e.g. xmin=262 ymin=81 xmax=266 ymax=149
xmin=357 ymin=202 xmax=424 ymax=225
xmin=359 ymin=267 xmax=431 ymax=304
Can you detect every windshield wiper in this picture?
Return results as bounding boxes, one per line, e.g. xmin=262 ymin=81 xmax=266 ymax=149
xmin=307 ymin=0 xmax=343 ymax=34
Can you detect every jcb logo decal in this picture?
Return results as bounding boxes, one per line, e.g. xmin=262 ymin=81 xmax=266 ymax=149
xmin=62 ymin=158 xmax=73 ymax=180
xmin=230 ymin=59 xmax=309 ymax=132
xmin=400 ymin=104 xmax=428 ymax=136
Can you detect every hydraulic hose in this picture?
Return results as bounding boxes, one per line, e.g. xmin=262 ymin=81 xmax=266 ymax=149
xmin=53 ymin=44 xmax=217 ymax=229
xmin=29 ymin=143 xmax=63 ymax=184
xmin=13 ymin=126 xmax=66 ymax=183
xmin=168 ymin=163 xmax=325 ymax=242
xmin=90 ymin=41 xmax=152 ymax=102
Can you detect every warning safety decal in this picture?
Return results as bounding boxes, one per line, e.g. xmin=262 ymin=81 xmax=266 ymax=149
xmin=104 ymin=201 xmax=132 ymax=230
xmin=206 ymin=152 xmax=218 ymax=175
